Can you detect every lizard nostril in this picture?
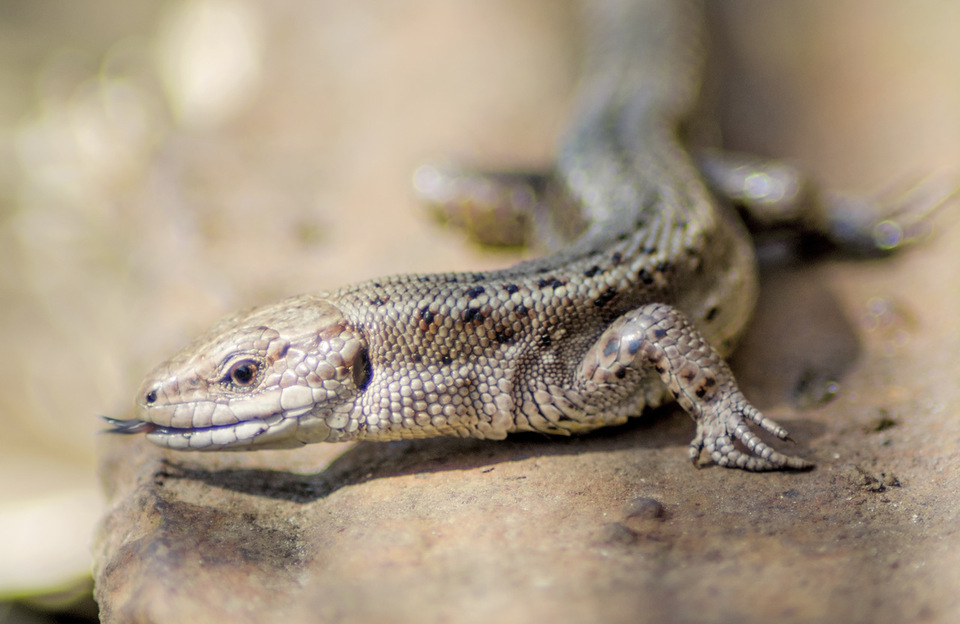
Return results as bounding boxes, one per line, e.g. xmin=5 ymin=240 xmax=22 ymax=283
xmin=144 ymin=389 xmax=158 ymax=404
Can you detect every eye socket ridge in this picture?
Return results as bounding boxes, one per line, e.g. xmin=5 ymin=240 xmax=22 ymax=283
xmin=221 ymin=357 xmax=263 ymax=388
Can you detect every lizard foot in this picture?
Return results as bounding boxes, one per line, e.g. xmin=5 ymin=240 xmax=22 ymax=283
xmin=412 ymin=161 xmax=547 ymax=248
xmin=688 ymin=390 xmax=813 ymax=471
xmin=696 ymin=149 xmax=959 ymax=256
xmin=823 ymin=174 xmax=960 ymax=254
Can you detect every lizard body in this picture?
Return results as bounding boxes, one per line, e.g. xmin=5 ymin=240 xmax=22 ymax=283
xmin=108 ymin=0 xmax=935 ymax=470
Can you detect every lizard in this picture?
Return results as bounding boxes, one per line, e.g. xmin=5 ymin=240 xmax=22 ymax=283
xmin=104 ymin=0 xmax=942 ymax=471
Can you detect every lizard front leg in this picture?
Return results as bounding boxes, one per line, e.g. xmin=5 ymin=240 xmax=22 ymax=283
xmin=578 ymin=302 xmax=813 ymax=471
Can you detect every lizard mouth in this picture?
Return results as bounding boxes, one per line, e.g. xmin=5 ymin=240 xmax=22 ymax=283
xmin=100 ymin=414 xmax=291 ymax=450
xmin=101 ymin=415 xmax=245 ymax=439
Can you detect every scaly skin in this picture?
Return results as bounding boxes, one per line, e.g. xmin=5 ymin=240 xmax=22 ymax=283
xmin=106 ymin=0 xmax=941 ymax=470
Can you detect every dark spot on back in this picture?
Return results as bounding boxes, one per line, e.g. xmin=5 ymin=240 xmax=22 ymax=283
xmin=537 ymin=277 xmax=566 ymax=290
xmin=465 ymin=286 xmax=485 ymax=299
xmin=504 ymin=284 xmax=520 ymax=295
xmin=593 ymin=287 xmax=618 ymax=308
xmin=419 ymin=307 xmax=436 ymax=325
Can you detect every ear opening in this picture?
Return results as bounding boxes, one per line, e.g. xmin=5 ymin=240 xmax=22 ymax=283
xmin=352 ymin=346 xmax=371 ymax=391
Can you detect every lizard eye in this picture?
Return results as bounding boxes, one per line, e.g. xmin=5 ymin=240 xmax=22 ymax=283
xmin=225 ymin=359 xmax=259 ymax=387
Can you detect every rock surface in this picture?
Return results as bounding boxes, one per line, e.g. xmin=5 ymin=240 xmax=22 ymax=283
xmin=94 ymin=237 xmax=960 ymax=623
xmin=12 ymin=1 xmax=949 ymax=622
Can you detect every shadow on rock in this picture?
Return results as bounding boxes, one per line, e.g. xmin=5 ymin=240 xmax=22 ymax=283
xmin=154 ymin=405 xmax=822 ymax=502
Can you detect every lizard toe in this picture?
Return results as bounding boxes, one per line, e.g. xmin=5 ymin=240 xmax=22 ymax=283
xmin=693 ymin=395 xmax=813 ymax=471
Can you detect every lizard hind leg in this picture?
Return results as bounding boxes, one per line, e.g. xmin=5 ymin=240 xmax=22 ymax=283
xmin=577 ymin=302 xmax=813 ymax=472
xmin=696 ymin=148 xmax=958 ymax=255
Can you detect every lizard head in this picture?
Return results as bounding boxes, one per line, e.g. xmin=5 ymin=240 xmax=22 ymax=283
xmin=108 ymin=294 xmax=369 ymax=450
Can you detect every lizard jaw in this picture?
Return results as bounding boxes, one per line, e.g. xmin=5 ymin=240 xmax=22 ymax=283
xmin=100 ymin=413 xmax=300 ymax=450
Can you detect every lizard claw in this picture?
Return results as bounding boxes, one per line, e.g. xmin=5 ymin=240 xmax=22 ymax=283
xmin=825 ymin=173 xmax=960 ymax=254
xmin=688 ymin=393 xmax=813 ymax=472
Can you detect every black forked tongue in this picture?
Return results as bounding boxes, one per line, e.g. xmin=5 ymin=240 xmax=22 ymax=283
xmin=101 ymin=415 xmax=157 ymax=434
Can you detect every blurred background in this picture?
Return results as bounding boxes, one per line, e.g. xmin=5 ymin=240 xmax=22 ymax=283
xmin=0 ymin=1 xmax=957 ymax=621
